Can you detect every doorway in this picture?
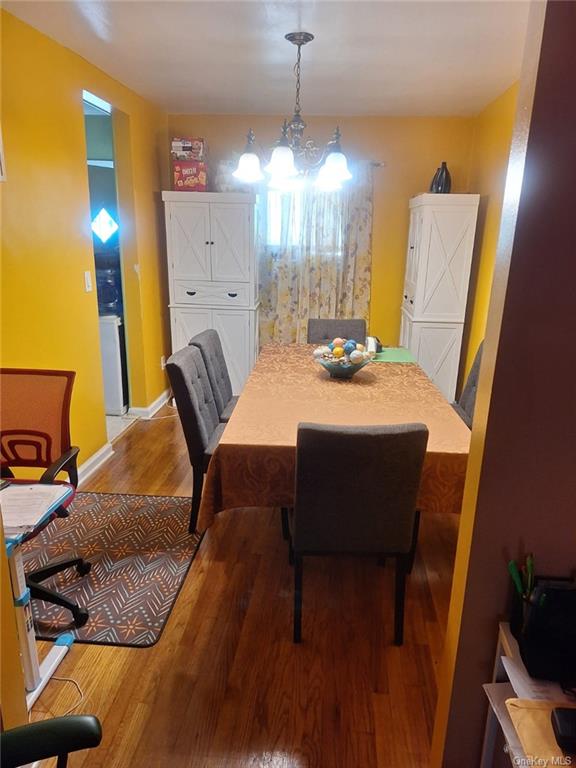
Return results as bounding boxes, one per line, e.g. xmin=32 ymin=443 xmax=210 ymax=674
xmin=83 ymin=91 xmax=136 ymax=442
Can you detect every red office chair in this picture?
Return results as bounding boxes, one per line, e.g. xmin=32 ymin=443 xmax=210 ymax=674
xmin=0 ymin=368 xmax=90 ymax=627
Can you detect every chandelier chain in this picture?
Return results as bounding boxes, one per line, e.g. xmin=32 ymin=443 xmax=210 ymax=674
xmin=294 ymin=43 xmax=302 ymax=116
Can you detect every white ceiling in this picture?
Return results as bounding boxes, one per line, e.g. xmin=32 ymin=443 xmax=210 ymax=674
xmin=5 ymin=0 xmax=530 ymax=116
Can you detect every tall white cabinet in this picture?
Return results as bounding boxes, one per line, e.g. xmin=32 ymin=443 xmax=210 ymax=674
xmin=162 ymin=192 xmax=259 ymax=394
xmin=399 ymin=193 xmax=479 ymax=401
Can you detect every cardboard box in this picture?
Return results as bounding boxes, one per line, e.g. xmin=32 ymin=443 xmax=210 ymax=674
xmin=170 ymin=137 xmax=206 ymax=161
xmin=172 ymin=160 xmax=207 ymax=191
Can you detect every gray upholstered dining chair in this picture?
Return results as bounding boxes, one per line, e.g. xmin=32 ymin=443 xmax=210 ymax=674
xmin=452 ymin=340 xmax=483 ymax=428
xmin=307 ymin=319 xmax=367 ymax=344
xmin=289 ymin=422 xmax=429 ymax=646
xmin=166 ymin=345 xmax=226 ymax=533
xmin=189 ymin=329 xmax=238 ymax=423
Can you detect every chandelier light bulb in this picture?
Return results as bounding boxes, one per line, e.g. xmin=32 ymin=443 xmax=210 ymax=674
xmin=232 ymin=151 xmax=264 ymax=183
xmin=322 ymin=151 xmax=353 ymax=182
xmin=264 ymin=145 xmax=298 ymax=179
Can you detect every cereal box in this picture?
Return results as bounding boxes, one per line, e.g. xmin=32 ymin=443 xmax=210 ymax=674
xmin=172 ymin=160 xmax=207 ymax=191
xmin=171 ymin=137 xmax=206 ymax=161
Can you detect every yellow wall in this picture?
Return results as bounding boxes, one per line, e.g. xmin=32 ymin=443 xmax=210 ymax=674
xmin=1 ymin=11 xmax=169 ymax=467
xmin=169 ymin=114 xmax=475 ymax=343
xmin=462 ymin=84 xmax=518 ymax=375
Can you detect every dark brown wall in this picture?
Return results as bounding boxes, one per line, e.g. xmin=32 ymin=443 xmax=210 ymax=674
xmin=442 ymin=2 xmax=576 ymax=764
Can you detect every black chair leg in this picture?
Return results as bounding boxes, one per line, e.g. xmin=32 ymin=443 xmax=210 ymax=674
xmin=280 ymin=507 xmax=290 ymax=540
xmin=27 ymin=581 xmax=89 ymax=627
xmin=57 ymin=755 xmax=69 ymax=768
xmin=407 ymin=510 xmax=421 ymax=575
xmin=190 ymin=461 xmax=204 ymax=534
xmin=28 ymin=557 xmax=90 ymax=583
xmin=394 ymin=556 xmax=408 ymax=646
xmin=293 ymin=555 xmax=303 ymax=643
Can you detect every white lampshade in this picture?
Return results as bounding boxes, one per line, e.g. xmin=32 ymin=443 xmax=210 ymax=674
xmin=315 ymin=162 xmax=343 ymax=192
xmin=319 ymin=151 xmax=352 ymax=183
xmin=232 ymin=152 xmax=264 ymax=183
xmin=265 ymin=145 xmax=298 ymax=179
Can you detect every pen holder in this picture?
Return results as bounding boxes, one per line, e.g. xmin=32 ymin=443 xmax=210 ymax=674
xmin=509 ymin=576 xmax=576 ymax=684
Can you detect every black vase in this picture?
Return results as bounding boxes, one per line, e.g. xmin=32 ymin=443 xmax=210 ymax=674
xmin=435 ymin=161 xmax=452 ymax=193
xmin=429 ymin=167 xmax=441 ymax=192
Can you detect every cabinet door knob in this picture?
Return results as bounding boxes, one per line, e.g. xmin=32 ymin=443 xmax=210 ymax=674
xmin=227 ymin=292 xmax=238 ymax=298
xmin=404 ymin=294 xmax=408 ymax=300
xmin=205 ymin=241 xmax=209 ymax=245
xmin=409 ymin=246 xmax=414 ymax=250
xmin=210 ymin=241 xmax=215 ymax=245
xmin=186 ymin=291 xmax=197 ymax=296
xmin=409 ymin=299 xmax=414 ymax=304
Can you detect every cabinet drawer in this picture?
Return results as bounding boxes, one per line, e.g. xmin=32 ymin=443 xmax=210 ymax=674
xmin=173 ymin=280 xmax=250 ymax=307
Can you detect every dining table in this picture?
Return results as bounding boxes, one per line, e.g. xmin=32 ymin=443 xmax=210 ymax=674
xmin=197 ymin=344 xmax=471 ymax=532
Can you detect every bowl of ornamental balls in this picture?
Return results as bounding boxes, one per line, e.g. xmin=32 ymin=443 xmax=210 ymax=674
xmin=313 ymin=337 xmax=372 ymax=379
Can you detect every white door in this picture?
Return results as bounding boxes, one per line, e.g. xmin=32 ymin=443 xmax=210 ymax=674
xmin=403 ymin=208 xmax=424 ymax=315
xmin=212 ymin=309 xmax=250 ymax=394
xmin=170 ymin=307 xmax=212 ymax=353
xmin=410 ymin=322 xmax=463 ymax=401
xmin=210 ymin=204 xmax=251 ymax=282
xmin=168 ymin=203 xmax=211 ymax=281
xmin=416 ymin=207 xmax=477 ymax=322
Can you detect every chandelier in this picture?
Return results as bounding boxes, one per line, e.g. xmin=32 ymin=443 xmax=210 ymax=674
xmin=232 ymin=32 xmax=352 ymax=191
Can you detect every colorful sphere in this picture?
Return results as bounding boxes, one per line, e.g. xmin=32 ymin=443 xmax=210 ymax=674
xmin=343 ymin=341 xmax=357 ymax=355
xmin=313 ymin=347 xmax=325 ymax=359
xmin=332 ymin=346 xmax=345 ymax=358
xmin=328 ymin=342 xmax=335 ymax=351
xmin=333 ymin=337 xmax=345 ymax=347
xmin=349 ymin=349 xmax=364 ymax=364
xmin=356 ymin=343 xmax=365 ymax=352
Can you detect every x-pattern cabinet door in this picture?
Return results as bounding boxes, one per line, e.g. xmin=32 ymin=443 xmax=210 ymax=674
xmin=169 ymin=203 xmax=211 ymax=281
xmin=210 ymin=204 xmax=251 ymax=282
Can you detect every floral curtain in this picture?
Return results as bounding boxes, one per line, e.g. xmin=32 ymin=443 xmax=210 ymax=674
xmin=258 ymin=163 xmax=373 ymax=344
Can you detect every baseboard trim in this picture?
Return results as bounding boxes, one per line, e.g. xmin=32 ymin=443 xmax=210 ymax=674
xmin=77 ymin=442 xmax=114 ymax=488
xmin=128 ymin=388 xmax=171 ymax=420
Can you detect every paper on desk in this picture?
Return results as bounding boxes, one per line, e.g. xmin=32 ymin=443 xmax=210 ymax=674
xmin=502 ymin=656 xmax=573 ymax=703
xmin=0 ymin=484 xmax=70 ymax=532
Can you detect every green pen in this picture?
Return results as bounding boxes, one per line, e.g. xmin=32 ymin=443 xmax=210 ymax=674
xmin=508 ymin=560 xmax=524 ymax=596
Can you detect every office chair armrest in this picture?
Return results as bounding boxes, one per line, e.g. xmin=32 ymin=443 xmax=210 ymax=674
xmin=0 ymin=715 xmax=102 ymax=768
xmin=40 ymin=447 xmax=80 ymax=485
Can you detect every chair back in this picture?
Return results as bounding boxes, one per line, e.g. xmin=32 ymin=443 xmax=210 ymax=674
xmin=189 ymin=329 xmax=233 ymax=416
xmin=166 ymin=346 xmax=220 ymax=463
xmin=0 ymin=368 xmax=75 ymax=471
xmin=293 ymin=422 xmax=429 ymax=554
xmin=457 ymin=341 xmax=483 ymax=427
xmin=307 ymin=319 xmax=367 ymax=344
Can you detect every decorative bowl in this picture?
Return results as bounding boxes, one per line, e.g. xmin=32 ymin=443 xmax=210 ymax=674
xmin=318 ymin=358 xmax=371 ymax=379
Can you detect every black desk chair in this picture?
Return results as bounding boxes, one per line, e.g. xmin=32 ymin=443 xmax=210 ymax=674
xmin=288 ymin=422 xmax=428 ymax=646
xmin=166 ymin=345 xmax=225 ymax=533
xmin=307 ymin=318 xmax=367 ymax=344
xmin=0 ymin=368 xmax=90 ymax=627
xmin=189 ymin=329 xmax=238 ymax=423
xmin=1 ymin=715 xmax=102 ymax=768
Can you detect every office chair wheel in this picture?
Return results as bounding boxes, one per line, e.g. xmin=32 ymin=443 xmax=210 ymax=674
xmin=76 ymin=561 xmax=91 ymax=577
xmin=72 ymin=607 xmax=89 ymax=628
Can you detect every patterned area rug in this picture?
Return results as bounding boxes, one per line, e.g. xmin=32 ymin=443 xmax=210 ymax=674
xmin=22 ymin=492 xmax=202 ymax=647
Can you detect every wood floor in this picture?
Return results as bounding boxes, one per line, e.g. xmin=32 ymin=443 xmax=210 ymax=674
xmin=33 ymin=406 xmax=459 ymax=767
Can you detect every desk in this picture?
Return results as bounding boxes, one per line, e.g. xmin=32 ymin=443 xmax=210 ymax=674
xmin=481 ymin=623 xmax=575 ymax=767
xmin=2 ymin=482 xmax=75 ymax=710
xmin=198 ymin=344 xmax=471 ymax=532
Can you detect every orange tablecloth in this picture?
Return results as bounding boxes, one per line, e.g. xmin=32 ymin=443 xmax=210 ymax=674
xmin=197 ymin=344 xmax=471 ymax=532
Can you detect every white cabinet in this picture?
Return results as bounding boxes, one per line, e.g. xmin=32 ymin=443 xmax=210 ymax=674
xmin=163 ymin=192 xmax=259 ymax=395
xmin=400 ymin=193 xmax=479 ymax=401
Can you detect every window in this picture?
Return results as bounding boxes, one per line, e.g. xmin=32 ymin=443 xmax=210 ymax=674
xmin=263 ymin=188 xmax=346 ymax=256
